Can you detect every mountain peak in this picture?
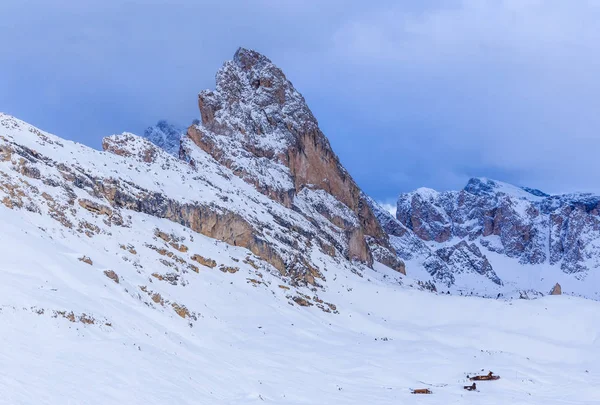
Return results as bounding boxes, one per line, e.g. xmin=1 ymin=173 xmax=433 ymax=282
xmin=233 ymin=47 xmax=273 ymax=71
xmin=142 ymin=120 xmax=184 ymax=156
xmin=464 ymin=177 xmax=549 ymax=200
xmin=185 ymin=48 xmax=402 ymax=272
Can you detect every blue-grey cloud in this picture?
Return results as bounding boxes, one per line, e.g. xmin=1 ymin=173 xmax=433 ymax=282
xmin=1 ymin=0 xmax=599 ymax=200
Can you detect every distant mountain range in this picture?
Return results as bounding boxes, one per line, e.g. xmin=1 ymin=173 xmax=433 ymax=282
xmin=368 ymin=177 xmax=600 ymax=299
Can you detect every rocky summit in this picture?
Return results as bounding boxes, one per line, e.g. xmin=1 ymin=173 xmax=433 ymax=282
xmin=186 ymin=48 xmax=403 ymax=273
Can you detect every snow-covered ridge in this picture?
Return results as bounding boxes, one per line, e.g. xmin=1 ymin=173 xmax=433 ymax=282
xmin=464 ymin=177 xmax=549 ymax=200
xmin=0 ymin=112 xmax=385 ymax=301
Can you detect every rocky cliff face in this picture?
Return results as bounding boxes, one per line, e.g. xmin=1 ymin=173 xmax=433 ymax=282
xmin=185 ymin=48 xmax=402 ymax=272
xmin=367 ymin=195 xmax=498 ymax=287
xmin=383 ymin=177 xmax=600 ymax=293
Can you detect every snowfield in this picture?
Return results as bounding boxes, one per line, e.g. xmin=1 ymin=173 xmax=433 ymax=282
xmin=0 ymin=204 xmax=598 ymax=404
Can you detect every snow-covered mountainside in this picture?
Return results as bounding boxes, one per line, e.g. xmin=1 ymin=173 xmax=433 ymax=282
xmin=2 ymin=192 xmax=598 ymax=404
xmin=0 ymin=49 xmax=409 ymax=328
xmin=374 ymin=177 xmax=600 ymax=299
xmin=1 ymin=48 xmax=599 ymax=404
xmin=142 ymin=120 xmax=186 ymax=156
xmin=0 ymin=49 xmax=411 ymax=347
xmin=0 ymin=48 xmax=405 ymax=318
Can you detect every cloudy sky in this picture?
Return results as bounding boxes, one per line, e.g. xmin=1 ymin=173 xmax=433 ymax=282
xmin=1 ymin=0 xmax=599 ymax=202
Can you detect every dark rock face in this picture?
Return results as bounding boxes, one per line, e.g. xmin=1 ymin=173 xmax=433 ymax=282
xmin=544 ymin=195 xmax=600 ymax=273
xmin=365 ymin=195 xmax=429 ymax=262
xmin=185 ymin=48 xmax=399 ymax=270
xmin=396 ymin=189 xmax=453 ymax=243
xmin=395 ymin=177 xmax=600 ymax=276
xmin=424 ymin=241 xmax=501 ymax=287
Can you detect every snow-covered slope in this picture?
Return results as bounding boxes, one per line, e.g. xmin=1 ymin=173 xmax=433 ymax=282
xmin=1 ymin=111 xmax=383 ymax=302
xmin=1 ymin=203 xmax=598 ymax=404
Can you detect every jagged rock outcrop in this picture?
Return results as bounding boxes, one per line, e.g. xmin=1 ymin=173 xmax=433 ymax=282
xmin=396 ymin=180 xmax=548 ymax=266
xmin=184 ymin=48 xmax=401 ymax=271
xmin=368 ymin=197 xmax=498 ymax=285
xmin=365 ymin=195 xmax=428 ymax=262
xmin=550 ymin=283 xmax=562 ymax=295
xmin=424 ymin=241 xmax=501 ymax=287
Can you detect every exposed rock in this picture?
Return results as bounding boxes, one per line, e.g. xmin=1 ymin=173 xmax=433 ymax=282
xmin=79 ymin=256 xmax=93 ymax=265
xmin=397 ymin=180 xmax=547 ymax=264
xmin=120 ymin=244 xmax=137 ymax=255
xmin=53 ymin=310 xmax=99 ymax=325
xmin=422 ymin=254 xmax=455 ymax=286
xmin=417 ymin=280 xmax=438 ymax=293
xmin=247 ymin=278 xmax=262 ymax=286
xmin=395 ymin=178 xmax=600 ymax=277
xmin=79 ymin=314 xmax=95 ymax=325
xmin=292 ymin=296 xmax=313 ymax=307
xmin=366 ymin=196 xmax=429 ymax=260
xmin=424 ymin=241 xmax=501 ymax=287
xmin=191 ymin=254 xmax=217 ymax=268
xmin=550 ymin=283 xmax=562 ymax=295
xmin=220 ymin=266 xmax=239 ymax=274
xmin=79 ymin=199 xmax=112 ymax=217
xmin=2 ymin=113 xmax=343 ymax=288
xmin=102 ymin=133 xmax=160 ymax=163
xmin=95 ymin=178 xmax=289 ymax=276
xmin=103 ymin=270 xmax=120 ymax=284
xmin=0 ymin=144 xmax=12 ymax=161
xmin=151 ymin=292 xmax=163 ymax=304
xmin=171 ymin=302 xmax=191 ymax=319
xmin=152 ymin=272 xmax=180 ymax=285
xmin=155 ymin=230 xmax=171 ymax=242
xmin=365 ymin=235 xmax=406 ymax=275
xmin=169 ymin=242 xmax=188 ymax=253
